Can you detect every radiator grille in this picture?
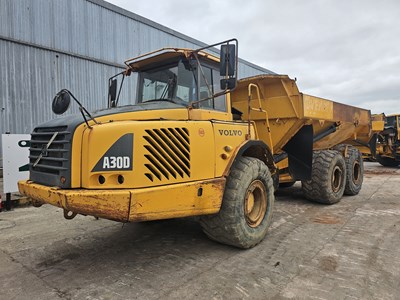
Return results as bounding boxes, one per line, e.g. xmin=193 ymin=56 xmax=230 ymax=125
xmin=143 ymin=127 xmax=190 ymax=181
xmin=29 ymin=126 xmax=70 ymax=175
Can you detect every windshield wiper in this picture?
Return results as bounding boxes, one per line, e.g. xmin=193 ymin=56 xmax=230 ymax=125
xmin=160 ymin=75 xmax=177 ymax=100
xmin=143 ymin=98 xmax=188 ymax=106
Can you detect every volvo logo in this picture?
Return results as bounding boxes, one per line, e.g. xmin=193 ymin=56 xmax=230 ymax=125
xmin=40 ymin=144 xmax=49 ymax=157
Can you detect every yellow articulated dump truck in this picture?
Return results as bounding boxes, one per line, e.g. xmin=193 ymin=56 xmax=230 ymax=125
xmin=374 ymin=113 xmax=400 ymax=167
xmin=18 ymin=39 xmax=370 ymax=248
xmin=345 ymin=113 xmax=385 ymax=161
xmin=348 ymin=113 xmax=400 ymax=167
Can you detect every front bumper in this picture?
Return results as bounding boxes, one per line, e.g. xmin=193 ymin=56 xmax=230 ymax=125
xmin=18 ymin=178 xmax=225 ymax=222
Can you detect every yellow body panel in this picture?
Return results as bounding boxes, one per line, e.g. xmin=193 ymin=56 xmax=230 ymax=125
xmin=302 ymin=94 xmax=334 ymax=120
xmin=372 ymin=120 xmax=385 ymax=132
xmin=129 ymin=178 xmax=225 ymax=221
xmin=212 ymin=121 xmax=253 ymax=176
xmin=276 ymin=158 xmax=295 ymax=183
xmin=71 ymin=124 xmax=86 ymax=188
xmin=81 ymin=120 xmax=215 ymax=189
xmin=188 ymin=108 xmax=231 ymax=121
xmin=70 ymin=108 xmax=190 ymax=188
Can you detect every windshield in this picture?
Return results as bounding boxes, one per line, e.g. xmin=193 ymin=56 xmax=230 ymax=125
xmin=139 ymin=59 xmax=194 ymax=106
xmin=386 ymin=116 xmax=396 ymax=128
xmin=137 ymin=58 xmax=226 ymax=110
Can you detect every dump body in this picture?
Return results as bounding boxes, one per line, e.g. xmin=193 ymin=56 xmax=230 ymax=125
xmin=230 ymin=75 xmax=371 ymax=183
xmin=231 ymin=75 xmax=371 ymax=154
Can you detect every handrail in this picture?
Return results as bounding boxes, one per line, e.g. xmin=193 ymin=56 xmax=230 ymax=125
xmin=247 ymin=84 xmax=274 ymax=154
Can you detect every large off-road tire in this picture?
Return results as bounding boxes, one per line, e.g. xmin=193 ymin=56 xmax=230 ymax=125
xmin=200 ymin=157 xmax=274 ymax=249
xmin=376 ymin=155 xmax=400 ymax=167
xmin=333 ymin=145 xmax=364 ymax=195
xmin=301 ymin=150 xmax=346 ymax=204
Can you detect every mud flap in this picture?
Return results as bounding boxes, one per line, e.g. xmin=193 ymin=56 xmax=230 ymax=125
xmin=368 ymin=133 xmax=377 ymax=158
xmin=283 ymin=125 xmax=313 ymax=181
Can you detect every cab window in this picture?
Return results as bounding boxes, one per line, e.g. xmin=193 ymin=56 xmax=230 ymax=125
xmin=198 ymin=65 xmax=226 ymax=111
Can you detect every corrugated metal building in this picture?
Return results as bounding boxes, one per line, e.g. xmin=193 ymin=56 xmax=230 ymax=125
xmin=0 ymin=0 xmax=274 ymax=166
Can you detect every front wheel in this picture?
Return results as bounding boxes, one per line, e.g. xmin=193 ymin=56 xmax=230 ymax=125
xmin=200 ymin=157 xmax=275 ymax=249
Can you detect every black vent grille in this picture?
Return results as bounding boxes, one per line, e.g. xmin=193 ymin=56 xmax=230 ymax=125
xmin=143 ymin=128 xmax=190 ymax=181
xmin=30 ymin=126 xmax=70 ymax=175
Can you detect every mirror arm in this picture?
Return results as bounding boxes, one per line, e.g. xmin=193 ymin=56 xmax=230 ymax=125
xmin=191 ymin=52 xmax=213 ymax=97
xmin=114 ymin=74 xmax=126 ymax=107
xmin=108 ymin=70 xmax=127 ymax=108
xmin=189 ymin=90 xmax=228 ymax=109
xmin=65 ymin=90 xmax=98 ymax=124
xmin=79 ymin=107 xmax=92 ymax=129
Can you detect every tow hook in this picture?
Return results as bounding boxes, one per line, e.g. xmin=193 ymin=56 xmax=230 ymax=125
xmin=63 ymin=209 xmax=77 ymax=220
xmin=31 ymin=198 xmax=43 ymax=207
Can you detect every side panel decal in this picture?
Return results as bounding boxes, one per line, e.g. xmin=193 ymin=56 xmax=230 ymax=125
xmin=92 ymin=133 xmax=133 ymax=172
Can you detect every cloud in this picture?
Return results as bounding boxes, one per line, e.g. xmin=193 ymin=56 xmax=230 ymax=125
xmin=107 ymin=0 xmax=400 ymax=113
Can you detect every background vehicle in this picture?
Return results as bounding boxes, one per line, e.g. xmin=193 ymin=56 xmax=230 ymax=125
xmin=375 ymin=113 xmax=400 ymax=166
xmin=350 ymin=113 xmax=400 ymax=167
xmin=19 ymin=40 xmax=370 ymax=248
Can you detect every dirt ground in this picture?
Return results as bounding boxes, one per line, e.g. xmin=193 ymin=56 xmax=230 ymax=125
xmin=0 ymin=162 xmax=399 ymax=299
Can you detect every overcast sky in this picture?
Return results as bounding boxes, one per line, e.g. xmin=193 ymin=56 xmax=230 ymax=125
xmin=107 ymin=0 xmax=399 ymax=115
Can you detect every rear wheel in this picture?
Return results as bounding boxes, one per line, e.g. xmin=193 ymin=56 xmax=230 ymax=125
xmin=333 ymin=145 xmax=364 ymax=195
xmin=376 ymin=155 xmax=400 ymax=167
xmin=200 ymin=157 xmax=274 ymax=249
xmin=301 ymin=150 xmax=346 ymax=204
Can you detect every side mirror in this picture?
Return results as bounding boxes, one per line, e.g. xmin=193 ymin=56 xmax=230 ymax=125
xmin=220 ymin=44 xmax=237 ymax=90
xmin=220 ymin=44 xmax=236 ymax=76
xmin=220 ymin=78 xmax=237 ymax=90
xmin=52 ymin=90 xmax=71 ymax=115
xmin=108 ymin=79 xmax=117 ymax=107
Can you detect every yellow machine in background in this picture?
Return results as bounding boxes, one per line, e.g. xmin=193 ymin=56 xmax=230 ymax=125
xmin=19 ymin=39 xmax=371 ymax=248
xmin=348 ymin=113 xmax=385 ymax=161
xmin=372 ymin=113 xmax=400 ymax=166
xmin=348 ymin=113 xmax=400 ymax=167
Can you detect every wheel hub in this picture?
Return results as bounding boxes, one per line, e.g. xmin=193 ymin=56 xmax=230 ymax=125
xmin=244 ymin=180 xmax=267 ymax=228
xmin=332 ymin=166 xmax=343 ymax=193
xmin=352 ymin=161 xmax=361 ymax=183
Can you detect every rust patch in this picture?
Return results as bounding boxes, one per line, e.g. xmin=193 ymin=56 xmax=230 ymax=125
xmin=312 ymin=213 xmax=342 ymax=224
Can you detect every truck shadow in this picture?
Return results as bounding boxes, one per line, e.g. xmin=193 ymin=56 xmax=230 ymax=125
xmin=275 ymin=183 xmax=310 ymax=204
xmin=23 ymin=185 xmax=320 ymax=286
xmin=28 ymin=217 xmax=241 ymax=282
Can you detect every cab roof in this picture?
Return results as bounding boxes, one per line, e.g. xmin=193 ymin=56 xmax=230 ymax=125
xmin=124 ymin=48 xmax=220 ymax=71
